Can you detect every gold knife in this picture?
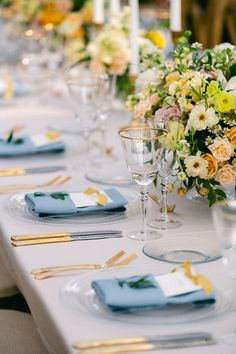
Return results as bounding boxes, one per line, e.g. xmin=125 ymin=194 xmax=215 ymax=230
xmin=0 ymin=166 xmax=66 ymax=177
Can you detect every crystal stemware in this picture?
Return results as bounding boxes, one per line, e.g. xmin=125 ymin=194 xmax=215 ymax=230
xmin=118 ymin=127 xmax=166 ymax=241
xmin=67 ymin=73 xmax=99 ymax=164
xmin=148 ymin=150 xmax=182 ymax=229
xmin=212 ymin=199 xmax=236 ymax=279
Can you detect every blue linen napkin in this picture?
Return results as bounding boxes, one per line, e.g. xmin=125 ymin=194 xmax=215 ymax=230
xmin=25 ymin=188 xmax=128 ymax=217
xmin=0 ymin=136 xmax=65 ymax=157
xmin=92 ymin=274 xmax=216 ymax=312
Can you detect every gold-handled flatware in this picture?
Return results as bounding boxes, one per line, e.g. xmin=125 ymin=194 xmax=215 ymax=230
xmin=11 ymin=230 xmax=122 ymax=242
xmin=11 ymin=232 xmax=122 ymax=247
xmin=31 ymin=250 xmax=125 ymax=276
xmin=149 ymin=194 xmax=176 ymax=213
xmin=73 ymin=332 xmax=216 ymax=353
xmin=0 ymin=175 xmax=71 ymax=194
xmin=32 ymin=252 xmax=137 ymax=280
xmin=0 ymin=165 xmax=67 ymax=177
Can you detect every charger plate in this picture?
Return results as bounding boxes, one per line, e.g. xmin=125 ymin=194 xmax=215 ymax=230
xmin=60 ymin=264 xmax=236 ymax=326
xmin=143 ymin=236 xmax=221 ymax=264
xmin=5 ymin=188 xmax=139 ymax=227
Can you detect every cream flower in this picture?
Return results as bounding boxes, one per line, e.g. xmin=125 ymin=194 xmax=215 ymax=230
xmin=209 ymin=138 xmax=234 ymax=162
xmin=188 ymin=104 xmax=219 ymax=131
xmin=184 ymin=155 xmax=208 ymax=179
xmin=216 ymin=164 xmax=236 ymax=186
xmin=135 ymin=68 xmax=162 ymax=91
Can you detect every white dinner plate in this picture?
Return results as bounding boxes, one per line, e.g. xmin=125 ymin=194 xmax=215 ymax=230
xmin=60 ymin=264 xmax=236 ymax=326
xmin=5 ymin=187 xmax=139 ymax=227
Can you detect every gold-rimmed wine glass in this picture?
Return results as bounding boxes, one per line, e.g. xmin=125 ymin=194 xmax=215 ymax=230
xmin=118 ymin=127 xmax=166 ymax=241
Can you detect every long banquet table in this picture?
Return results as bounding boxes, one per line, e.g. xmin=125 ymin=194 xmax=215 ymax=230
xmin=0 ymin=99 xmax=235 ymax=354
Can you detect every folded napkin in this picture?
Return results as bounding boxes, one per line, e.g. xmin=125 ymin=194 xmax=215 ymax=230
xmin=92 ymin=274 xmax=215 ymax=313
xmin=25 ymin=188 xmax=128 ymax=217
xmin=0 ymin=136 xmax=65 ymax=157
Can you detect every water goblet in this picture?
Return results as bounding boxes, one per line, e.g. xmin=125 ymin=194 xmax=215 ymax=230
xmin=212 ymin=199 xmax=236 ymax=279
xmin=148 ymin=149 xmax=182 ymax=230
xmin=118 ymin=127 xmax=166 ymax=241
xmin=67 ymin=73 xmax=99 ymax=164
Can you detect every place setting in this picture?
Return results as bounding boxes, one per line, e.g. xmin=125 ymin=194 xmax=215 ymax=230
xmin=0 ymin=0 xmax=236 ymax=354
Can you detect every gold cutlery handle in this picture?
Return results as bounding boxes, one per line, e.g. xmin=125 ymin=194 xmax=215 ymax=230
xmin=82 ymin=344 xmax=154 ymax=354
xmin=0 ymin=168 xmax=24 ymax=177
xmin=33 ymin=264 xmax=101 ymax=279
xmin=74 ymin=338 xmax=146 ymax=350
xmin=11 ymin=232 xmax=70 ymax=241
xmin=11 ymin=236 xmax=71 ymax=247
xmin=0 ymin=184 xmax=38 ymax=193
xmin=31 ymin=264 xmax=101 ymax=275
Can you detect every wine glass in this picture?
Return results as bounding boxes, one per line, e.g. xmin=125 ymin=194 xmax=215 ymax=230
xmin=67 ymin=72 xmax=99 ymax=164
xmin=212 ymin=199 xmax=236 ymax=278
xmin=148 ymin=149 xmax=182 ymax=229
xmin=118 ymin=127 xmax=166 ymax=241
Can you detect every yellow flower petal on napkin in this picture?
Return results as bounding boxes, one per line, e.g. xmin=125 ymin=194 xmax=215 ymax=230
xmin=172 ymin=261 xmax=214 ymax=295
xmin=96 ymin=193 xmax=108 ymax=206
xmin=46 ymin=130 xmax=61 ymax=141
xmin=84 ymin=187 xmax=109 ymax=206
xmin=84 ymin=187 xmax=99 ymax=195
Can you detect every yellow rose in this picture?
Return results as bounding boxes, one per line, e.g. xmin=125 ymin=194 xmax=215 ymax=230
xmin=202 ymin=153 xmax=218 ymax=178
xmin=228 ymin=126 xmax=236 ymax=149
xmin=209 ymin=138 xmax=234 ymax=162
xmin=216 ymin=164 xmax=235 ymax=186
xmin=214 ymin=91 xmax=236 ymax=113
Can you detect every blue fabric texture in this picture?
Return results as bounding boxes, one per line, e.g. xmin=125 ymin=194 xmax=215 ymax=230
xmin=25 ymin=188 xmax=128 ymax=217
xmin=92 ymin=274 xmax=216 ymax=312
xmin=0 ymin=136 xmax=65 ymax=157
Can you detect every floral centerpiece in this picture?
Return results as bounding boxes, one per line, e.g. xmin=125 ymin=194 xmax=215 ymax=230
xmin=2 ymin=0 xmax=92 ymax=64
xmin=78 ymin=6 xmax=165 ymax=99
xmin=128 ymin=32 xmax=236 ymax=206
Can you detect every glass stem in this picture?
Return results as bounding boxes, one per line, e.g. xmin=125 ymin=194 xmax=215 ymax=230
xmin=100 ymin=120 xmax=107 ymax=158
xmin=110 ymin=75 xmax=117 ymax=100
xmin=84 ymin=130 xmax=91 ymax=169
xmin=140 ymin=185 xmax=149 ymax=239
xmin=160 ymin=177 xmax=170 ymax=222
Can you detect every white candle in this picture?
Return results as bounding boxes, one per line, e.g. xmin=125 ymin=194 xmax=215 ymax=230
xmin=129 ymin=0 xmax=139 ymax=76
xmin=110 ymin=0 xmax=121 ymax=16
xmin=170 ymin=0 xmax=182 ymax=32
xmin=93 ymin=0 xmax=105 ymax=24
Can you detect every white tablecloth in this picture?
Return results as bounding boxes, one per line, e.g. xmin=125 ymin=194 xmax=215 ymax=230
xmin=0 ymin=100 xmax=235 ymax=354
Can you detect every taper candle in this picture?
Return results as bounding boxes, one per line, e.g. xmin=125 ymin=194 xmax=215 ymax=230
xmin=170 ymin=0 xmax=182 ymax=32
xmin=93 ymin=0 xmax=105 ymax=24
xmin=129 ymin=0 xmax=139 ymax=76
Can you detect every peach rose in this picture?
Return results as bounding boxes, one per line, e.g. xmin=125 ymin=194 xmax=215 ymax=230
xmin=202 ymin=153 xmax=218 ymax=178
xmin=216 ymin=164 xmax=235 ymax=186
xmin=228 ymin=126 xmax=236 ymax=149
xmin=209 ymin=138 xmax=234 ymax=162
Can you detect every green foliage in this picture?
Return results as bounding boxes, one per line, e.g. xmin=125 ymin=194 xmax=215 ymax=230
xmin=117 ymin=275 xmax=156 ymax=289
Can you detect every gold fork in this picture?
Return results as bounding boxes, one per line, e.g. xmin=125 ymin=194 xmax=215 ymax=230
xmin=149 ymin=194 xmax=176 ymax=213
xmin=32 ymin=252 xmax=137 ymax=280
xmin=0 ymin=175 xmax=71 ymax=194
